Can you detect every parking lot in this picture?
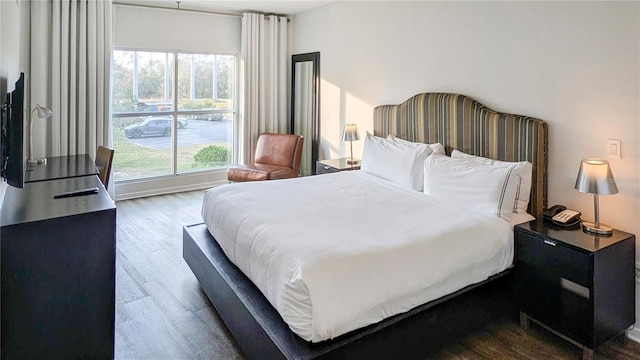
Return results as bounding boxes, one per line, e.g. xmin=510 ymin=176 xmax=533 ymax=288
xmin=125 ymin=119 xmax=232 ymax=149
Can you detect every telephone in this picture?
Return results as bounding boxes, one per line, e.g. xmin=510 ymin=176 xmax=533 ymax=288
xmin=543 ymin=205 xmax=581 ymax=227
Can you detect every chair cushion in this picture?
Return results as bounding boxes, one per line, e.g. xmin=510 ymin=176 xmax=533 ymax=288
xmin=255 ymin=134 xmax=301 ymax=168
xmin=227 ymin=164 xmax=295 ymax=182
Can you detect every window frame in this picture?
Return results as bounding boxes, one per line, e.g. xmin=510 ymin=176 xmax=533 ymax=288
xmin=111 ymin=47 xmax=239 ymax=187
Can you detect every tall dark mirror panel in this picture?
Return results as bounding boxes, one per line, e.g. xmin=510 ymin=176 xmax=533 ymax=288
xmin=291 ymin=52 xmax=319 ymax=175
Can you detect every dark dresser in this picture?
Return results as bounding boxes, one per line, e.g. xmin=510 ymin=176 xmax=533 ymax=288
xmin=1 ymin=175 xmax=116 ymax=359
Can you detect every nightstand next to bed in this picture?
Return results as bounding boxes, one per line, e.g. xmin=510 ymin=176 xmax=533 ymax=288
xmin=514 ymin=220 xmax=635 ymax=360
xmin=315 ymin=158 xmax=361 ymax=174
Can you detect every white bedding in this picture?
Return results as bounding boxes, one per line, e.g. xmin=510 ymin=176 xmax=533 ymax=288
xmin=202 ymin=171 xmax=516 ymax=342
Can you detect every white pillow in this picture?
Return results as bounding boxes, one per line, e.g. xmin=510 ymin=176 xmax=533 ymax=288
xmin=386 ymin=134 xmax=446 ymax=155
xmin=450 ymin=150 xmax=532 ymax=214
xmin=423 ymin=155 xmax=520 ymax=221
xmin=361 ymin=132 xmax=432 ymax=191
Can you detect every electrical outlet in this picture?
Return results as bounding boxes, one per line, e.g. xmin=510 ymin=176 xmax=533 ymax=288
xmin=607 ymin=139 xmax=621 ymax=159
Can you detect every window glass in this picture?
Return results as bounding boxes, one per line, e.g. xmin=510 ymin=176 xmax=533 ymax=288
xmin=177 ymin=54 xmax=234 ymax=111
xmin=177 ymin=111 xmax=233 ymax=172
xmin=174 ymin=53 xmax=234 ymax=172
xmin=113 ymin=51 xmax=174 ymax=114
xmin=112 ymin=50 xmax=235 ymax=181
xmin=112 ymin=115 xmax=172 ymax=179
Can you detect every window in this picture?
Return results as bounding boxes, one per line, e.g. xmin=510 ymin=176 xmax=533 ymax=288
xmin=111 ymin=50 xmax=235 ymax=182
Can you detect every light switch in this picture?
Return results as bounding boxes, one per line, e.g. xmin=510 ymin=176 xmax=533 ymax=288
xmin=607 ymin=139 xmax=621 ymax=159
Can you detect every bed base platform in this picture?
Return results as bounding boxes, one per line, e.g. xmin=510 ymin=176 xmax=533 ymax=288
xmin=183 ymin=223 xmax=517 ymax=360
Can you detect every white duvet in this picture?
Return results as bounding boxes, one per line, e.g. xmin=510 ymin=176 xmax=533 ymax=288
xmin=202 ymin=171 xmax=514 ymax=343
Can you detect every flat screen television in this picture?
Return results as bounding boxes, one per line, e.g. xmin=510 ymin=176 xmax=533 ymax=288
xmin=1 ymin=72 xmax=25 ymax=189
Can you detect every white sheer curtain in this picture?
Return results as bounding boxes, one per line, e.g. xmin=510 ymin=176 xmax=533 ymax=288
xmin=30 ymin=0 xmax=112 ymax=161
xmin=239 ymin=12 xmax=289 ymax=164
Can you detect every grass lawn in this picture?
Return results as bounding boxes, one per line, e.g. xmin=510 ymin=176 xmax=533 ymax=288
xmin=112 ymin=129 xmax=230 ymax=180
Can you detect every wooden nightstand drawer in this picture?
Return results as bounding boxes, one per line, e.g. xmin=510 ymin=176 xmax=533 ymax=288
xmin=516 ymin=230 xmax=590 ymax=287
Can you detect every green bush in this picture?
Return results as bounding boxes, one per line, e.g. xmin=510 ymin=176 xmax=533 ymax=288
xmin=194 ymin=145 xmax=230 ymax=165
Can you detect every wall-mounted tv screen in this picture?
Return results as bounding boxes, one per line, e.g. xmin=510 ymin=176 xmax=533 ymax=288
xmin=1 ymin=72 xmax=25 ymax=189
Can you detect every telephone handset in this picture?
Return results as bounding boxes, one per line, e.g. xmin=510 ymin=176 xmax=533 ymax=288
xmin=543 ymin=204 xmax=581 ymax=227
xmin=543 ymin=204 xmax=566 ymax=219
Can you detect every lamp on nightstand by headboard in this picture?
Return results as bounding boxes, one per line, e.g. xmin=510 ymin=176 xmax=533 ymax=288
xmin=342 ymin=124 xmax=360 ymax=164
xmin=574 ymin=158 xmax=618 ymax=235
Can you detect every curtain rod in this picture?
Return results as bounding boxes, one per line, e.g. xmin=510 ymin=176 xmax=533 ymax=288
xmin=113 ymin=2 xmax=241 ymax=18
xmin=112 ymin=2 xmax=290 ymax=21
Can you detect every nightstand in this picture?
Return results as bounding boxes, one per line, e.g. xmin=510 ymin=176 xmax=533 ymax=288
xmin=315 ymin=158 xmax=361 ymax=175
xmin=515 ymin=220 xmax=635 ymax=360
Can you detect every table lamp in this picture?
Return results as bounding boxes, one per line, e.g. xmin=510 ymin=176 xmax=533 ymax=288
xmin=28 ymin=104 xmax=53 ymax=165
xmin=574 ymin=158 xmax=618 ymax=235
xmin=342 ymin=124 xmax=360 ymax=164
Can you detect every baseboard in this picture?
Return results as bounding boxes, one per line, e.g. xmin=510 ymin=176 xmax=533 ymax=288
xmin=629 ymin=327 xmax=640 ymax=344
xmin=114 ymin=180 xmax=226 ymax=201
xmin=113 ymin=169 xmax=228 ymax=201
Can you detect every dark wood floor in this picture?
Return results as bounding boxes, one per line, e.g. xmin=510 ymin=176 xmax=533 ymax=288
xmin=115 ymin=190 xmax=640 ymax=360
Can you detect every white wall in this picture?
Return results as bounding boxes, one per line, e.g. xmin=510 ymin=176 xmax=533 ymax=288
xmin=292 ymin=0 xmax=640 ymax=336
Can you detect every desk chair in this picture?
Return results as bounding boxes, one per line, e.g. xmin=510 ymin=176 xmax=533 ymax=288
xmin=227 ymin=133 xmax=304 ymax=182
xmin=95 ymin=145 xmax=114 ymax=189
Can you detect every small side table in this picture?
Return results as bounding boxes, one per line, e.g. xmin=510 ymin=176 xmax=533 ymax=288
xmin=315 ymin=158 xmax=361 ymax=175
xmin=515 ymin=220 xmax=635 ymax=360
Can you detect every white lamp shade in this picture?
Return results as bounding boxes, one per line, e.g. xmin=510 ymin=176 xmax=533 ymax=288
xmin=33 ymin=104 xmax=53 ymax=119
xmin=342 ymin=124 xmax=360 ymax=142
xmin=574 ymin=158 xmax=618 ymax=195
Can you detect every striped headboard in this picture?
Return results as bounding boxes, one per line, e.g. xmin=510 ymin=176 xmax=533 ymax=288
xmin=373 ymin=93 xmax=548 ymax=219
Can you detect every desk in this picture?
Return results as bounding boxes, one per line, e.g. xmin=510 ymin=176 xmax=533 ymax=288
xmin=1 ymin=175 xmax=115 ymax=358
xmin=25 ymin=154 xmax=98 ymax=183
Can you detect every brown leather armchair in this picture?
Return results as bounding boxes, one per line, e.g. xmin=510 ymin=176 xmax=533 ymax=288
xmin=227 ymin=133 xmax=304 ymax=182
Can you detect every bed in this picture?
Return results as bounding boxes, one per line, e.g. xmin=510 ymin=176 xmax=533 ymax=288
xmin=184 ymin=92 xmax=548 ymax=359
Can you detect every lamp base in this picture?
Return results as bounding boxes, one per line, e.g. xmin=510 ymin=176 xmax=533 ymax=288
xmin=581 ymin=221 xmax=613 ymax=235
xmin=27 ymin=158 xmax=48 ymax=165
xmin=346 ymin=159 xmax=359 ymax=165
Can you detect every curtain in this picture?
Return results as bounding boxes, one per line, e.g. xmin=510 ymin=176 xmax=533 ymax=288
xmin=239 ymin=12 xmax=288 ymax=164
xmin=31 ymin=0 xmax=113 ymax=162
